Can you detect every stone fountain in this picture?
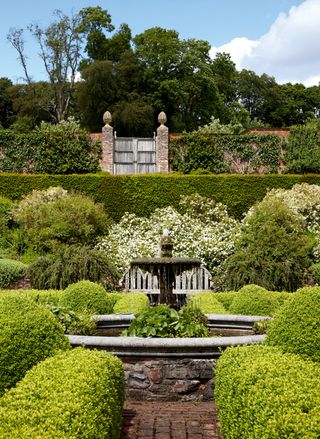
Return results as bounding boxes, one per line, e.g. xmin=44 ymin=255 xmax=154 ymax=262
xmin=130 ymin=230 xmax=201 ymax=307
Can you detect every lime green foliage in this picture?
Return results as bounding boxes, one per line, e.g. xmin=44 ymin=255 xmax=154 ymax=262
xmin=0 ymin=122 xmax=101 ymax=174
xmin=215 ymin=345 xmax=320 ymax=439
xmin=60 ymin=280 xmax=112 ymax=314
xmin=28 ymin=244 xmax=119 ymax=290
xmin=214 ymin=292 xmax=237 ymax=310
xmin=188 ymin=292 xmax=227 ymax=314
xmin=252 ymin=319 xmax=272 ymax=334
xmin=229 ymin=285 xmax=279 ymax=316
xmin=13 ymin=188 xmax=111 ymax=252
xmin=0 ymin=296 xmax=70 ymax=396
xmin=4 ymin=173 xmax=320 ymax=222
xmin=170 ymin=132 xmax=282 ymax=174
xmin=0 ymin=348 xmax=124 ymax=439
xmin=219 ymin=199 xmax=314 ymax=291
xmin=113 ymin=292 xmax=149 ymax=314
xmin=266 ymin=287 xmax=320 ymax=362
xmin=124 ymin=304 xmax=209 ymax=338
xmin=0 ymin=258 xmax=27 ymax=288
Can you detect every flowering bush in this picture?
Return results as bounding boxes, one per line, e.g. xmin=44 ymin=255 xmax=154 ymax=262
xmin=248 ymin=183 xmax=320 ymax=260
xmin=97 ymin=194 xmax=240 ymax=274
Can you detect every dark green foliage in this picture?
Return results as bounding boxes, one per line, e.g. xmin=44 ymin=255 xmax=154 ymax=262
xmin=215 ymin=345 xmax=320 ymax=439
xmin=285 ymin=125 xmax=320 ymax=173
xmin=0 ymin=128 xmax=100 ymax=174
xmin=60 ymin=280 xmax=112 ymax=314
xmin=0 ymin=295 xmax=70 ymax=396
xmin=28 ymin=244 xmax=119 ymax=290
xmin=3 ymin=173 xmax=320 ymax=221
xmin=311 ymin=262 xmax=320 ymax=284
xmin=112 ymin=292 xmax=149 ymax=314
xmin=0 ymin=258 xmax=27 ymax=288
xmin=170 ymin=132 xmax=282 ymax=174
xmin=187 ymin=292 xmax=227 ymax=314
xmin=14 ymin=193 xmax=111 ymax=252
xmin=219 ymin=199 xmax=314 ymax=291
xmin=0 ymin=348 xmax=124 ymax=439
xmin=45 ymin=303 xmax=96 ymax=335
xmin=0 ymin=195 xmax=14 ymax=234
xmin=266 ymin=287 xmax=320 ymax=362
xmin=124 ymin=304 xmax=209 ymax=338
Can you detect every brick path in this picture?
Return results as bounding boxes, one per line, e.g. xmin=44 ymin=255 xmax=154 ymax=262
xmin=121 ymin=401 xmax=223 ymax=439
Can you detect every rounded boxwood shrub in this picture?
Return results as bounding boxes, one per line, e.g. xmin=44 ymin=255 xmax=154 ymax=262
xmin=0 ymin=258 xmax=27 ymax=288
xmin=113 ymin=292 xmax=149 ymax=314
xmin=60 ymin=280 xmax=112 ymax=314
xmin=215 ymin=345 xmax=320 ymax=439
xmin=214 ymin=291 xmax=236 ymax=310
xmin=0 ymin=295 xmax=70 ymax=396
xmin=187 ymin=292 xmax=227 ymax=314
xmin=266 ymin=287 xmax=320 ymax=362
xmin=0 ymin=348 xmax=124 ymax=439
xmin=229 ymin=284 xmax=278 ymax=316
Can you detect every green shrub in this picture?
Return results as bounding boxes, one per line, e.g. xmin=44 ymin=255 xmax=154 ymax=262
xmin=28 ymin=244 xmax=119 ymax=290
xmin=214 ymin=291 xmax=237 ymax=310
xmin=229 ymin=285 xmax=278 ymax=316
xmin=0 ymin=195 xmax=14 ymax=234
xmin=124 ymin=304 xmax=209 ymax=338
xmin=0 ymin=348 xmax=124 ymax=439
xmin=0 ymin=295 xmax=70 ymax=396
xmin=0 ymin=258 xmax=27 ymax=288
xmin=218 ymin=199 xmax=314 ymax=291
xmin=14 ymin=190 xmax=111 ymax=252
xmin=215 ymin=345 xmax=320 ymax=439
xmin=266 ymin=287 xmax=320 ymax=362
xmin=187 ymin=292 xmax=227 ymax=314
xmin=113 ymin=292 xmax=149 ymax=314
xmin=45 ymin=303 xmax=96 ymax=335
xmin=60 ymin=280 xmax=112 ymax=314
xmin=285 ymin=124 xmax=320 ymax=173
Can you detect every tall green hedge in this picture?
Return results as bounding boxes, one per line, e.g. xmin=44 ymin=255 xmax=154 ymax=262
xmin=2 ymin=173 xmax=320 ymax=220
xmin=285 ymin=125 xmax=320 ymax=173
xmin=0 ymin=348 xmax=124 ymax=439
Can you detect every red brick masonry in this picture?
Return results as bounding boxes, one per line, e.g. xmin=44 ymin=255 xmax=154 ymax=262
xmin=121 ymin=400 xmax=223 ymax=439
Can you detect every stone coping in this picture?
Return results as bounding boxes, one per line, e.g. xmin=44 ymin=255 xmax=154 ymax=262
xmin=93 ymin=313 xmax=271 ymax=330
xmin=68 ymin=334 xmax=265 ymax=358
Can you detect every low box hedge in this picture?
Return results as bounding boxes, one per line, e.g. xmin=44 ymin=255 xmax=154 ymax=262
xmin=187 ymin=292 xmax=227 ymax=314
xmin=266 ymin=286 xmax=320 ymax=362
xmin=113 ymin=292 xmax=149 ymax=314
xmin=215 ymin=345 xmax=320 ymax=439
xmin=0 ymin=295 xmax=70 ymax=396
xmin=0 ymin=347 xmax=124 ymax=438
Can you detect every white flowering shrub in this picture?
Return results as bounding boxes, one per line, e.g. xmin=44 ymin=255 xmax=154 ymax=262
xmin=97 ymin=194 xmax=240 ymax=274
xmin=13 ymin=187 xmax=68 ymax=226
xmin=247 ymin=183 xmax=320 ymax=259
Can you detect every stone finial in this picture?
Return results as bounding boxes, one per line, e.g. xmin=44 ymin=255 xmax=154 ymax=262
xmin=103 ymin=111 xmax=112 ymax=126
xmin=158 ymin=111 xmax=167 ymax=125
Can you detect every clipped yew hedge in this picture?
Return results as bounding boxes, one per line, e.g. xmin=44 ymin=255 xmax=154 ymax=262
xmin=3 ymin=173 xmax=320 ymax=220
xmin=215 ymin=345 xmax=320 ymax=439
xmin=0 ymin=348 xmax=124 ymax=439
xmin=0 ymin=296 xmax=70 ymax=396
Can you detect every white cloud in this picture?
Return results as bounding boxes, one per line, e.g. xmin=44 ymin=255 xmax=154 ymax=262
xmin=210 ymin=0 xmax=320 ymax=86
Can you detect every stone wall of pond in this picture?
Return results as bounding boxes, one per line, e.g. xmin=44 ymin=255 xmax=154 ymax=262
xmin=123 ymin=358 xmax=216 ymax=401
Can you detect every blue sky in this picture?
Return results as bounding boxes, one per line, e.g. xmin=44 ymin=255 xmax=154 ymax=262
xmin=1 ymin=0 xmax=319 ymax=85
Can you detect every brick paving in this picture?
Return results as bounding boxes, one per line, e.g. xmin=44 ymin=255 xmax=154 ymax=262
xmin=121 ymin=401 xmax=223 ymax=439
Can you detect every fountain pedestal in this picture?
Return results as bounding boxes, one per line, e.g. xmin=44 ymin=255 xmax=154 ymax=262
xmin=130 ymin=232 xmax=201 ymax=307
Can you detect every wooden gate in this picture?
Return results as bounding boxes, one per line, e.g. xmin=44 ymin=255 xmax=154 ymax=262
xmin=113 ymin=137 xmax=156 ymax=175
